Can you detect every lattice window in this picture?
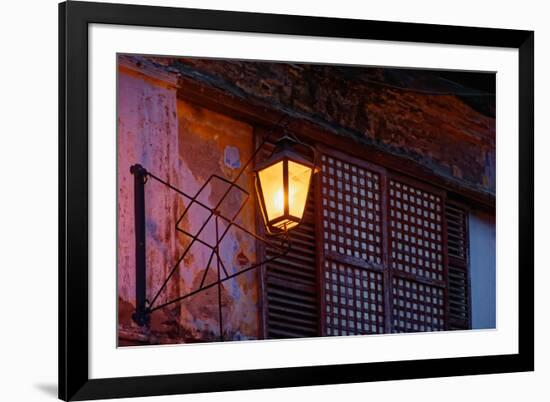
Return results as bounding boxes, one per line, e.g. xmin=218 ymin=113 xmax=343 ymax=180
xmin=388 ymin=178 xmax=448 ymax=332
xmin=319 ymin=153 xmax=386 ymax=336
xmin=321 ymin=155 xmax=383 ymax=264
xmin=392 ymin=277 xmax=446 ymax=332
xmin=324 ymin=260 xmax=385 ymax=335
xmin=389 ymin=179 xmax=444 ymax=282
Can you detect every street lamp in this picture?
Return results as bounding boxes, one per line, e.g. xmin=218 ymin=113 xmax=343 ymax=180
xmin=255 ymin=135 xmax=314 ymax=234
xmin=128 ymin=120 xmax=315 ymax=337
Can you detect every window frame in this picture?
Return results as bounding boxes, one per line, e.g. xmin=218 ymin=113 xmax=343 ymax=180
xmin=316 ymin=145 xmax=452 ymax=335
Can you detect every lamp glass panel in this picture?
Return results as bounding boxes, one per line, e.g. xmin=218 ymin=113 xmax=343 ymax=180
xmin=258 ymin=160 xmax=285 ymax=222
xmin=288 ymin=160 xmax=312 ymax=219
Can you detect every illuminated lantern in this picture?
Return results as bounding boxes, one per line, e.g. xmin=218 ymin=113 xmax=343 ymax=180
xmin=255 ymin=135 xmax=314 ymax=234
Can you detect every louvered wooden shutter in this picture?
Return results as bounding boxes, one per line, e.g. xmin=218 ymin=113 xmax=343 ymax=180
xmin=445 ymin=202 xmax=471 ymax=330
xmin=261 ymin=140 xmax=319 ymax=339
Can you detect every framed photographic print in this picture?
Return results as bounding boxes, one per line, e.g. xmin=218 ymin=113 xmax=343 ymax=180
xmin=59 ymin=1 xmax=534 ymax=400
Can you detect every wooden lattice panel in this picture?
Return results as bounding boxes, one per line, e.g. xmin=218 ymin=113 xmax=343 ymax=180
xmin=324 ymin=260 xmax=385 ymax=335
xmin=389 ymin=180 xmax=445 ymax=282
xmin=392 ymin=277 xmax=445 ymax=332
xmin=321 ymin=155 xmax=383 ymax=264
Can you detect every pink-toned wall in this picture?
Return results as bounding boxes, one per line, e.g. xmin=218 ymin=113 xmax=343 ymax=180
xmin=117 ymin=66 xmax=260 ymax=345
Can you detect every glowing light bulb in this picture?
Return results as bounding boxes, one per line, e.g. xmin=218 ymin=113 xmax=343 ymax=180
xmin=273 ymin=188 xmax=284 ymax=213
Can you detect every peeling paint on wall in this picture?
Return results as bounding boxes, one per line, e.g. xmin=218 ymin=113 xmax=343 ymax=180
xmin=117 ymin=64 xmax=259 ymax=345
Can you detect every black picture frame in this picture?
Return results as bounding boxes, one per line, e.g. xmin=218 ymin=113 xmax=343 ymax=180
xmin=59 ymin=1 xmax=534 ymax=400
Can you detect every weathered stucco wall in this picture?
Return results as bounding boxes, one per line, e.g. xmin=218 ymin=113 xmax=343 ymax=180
xmin=117 ymin=66 xmax=259 ymax=345
xmin=147 ymin=56 xmax=496 ymax=194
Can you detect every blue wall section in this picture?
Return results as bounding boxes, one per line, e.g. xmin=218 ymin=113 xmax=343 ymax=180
xmin=469 ymin=211 xmax=496 ymax=329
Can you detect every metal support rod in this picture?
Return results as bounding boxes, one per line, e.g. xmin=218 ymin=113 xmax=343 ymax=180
xmin=215 ymin=215 xmax=223 ymax=341
xmin=130 ymin=164 xmax=149 ymax=326
xmin=149 ymin=234 xmax=291 ymax=313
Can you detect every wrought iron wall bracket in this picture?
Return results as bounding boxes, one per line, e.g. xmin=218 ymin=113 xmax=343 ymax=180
xmin=129 ymin=163 xmax=291 ymax=341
